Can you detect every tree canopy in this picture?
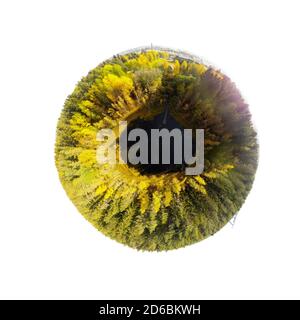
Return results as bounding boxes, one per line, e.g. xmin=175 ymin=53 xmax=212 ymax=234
xmin=55 ymin=49 xmax=258 ymax=251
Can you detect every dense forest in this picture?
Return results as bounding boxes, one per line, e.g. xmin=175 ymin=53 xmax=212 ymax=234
xmin=55 ymin=49 xmax=258 ymax=250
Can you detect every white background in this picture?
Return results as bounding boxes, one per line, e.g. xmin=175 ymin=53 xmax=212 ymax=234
xmin=0 ymin=0 xmax=299 ymax=300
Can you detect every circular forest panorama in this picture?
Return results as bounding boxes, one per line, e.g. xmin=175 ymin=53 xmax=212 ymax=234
xmin=55 ymin=47 xmax=258 ymax=251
